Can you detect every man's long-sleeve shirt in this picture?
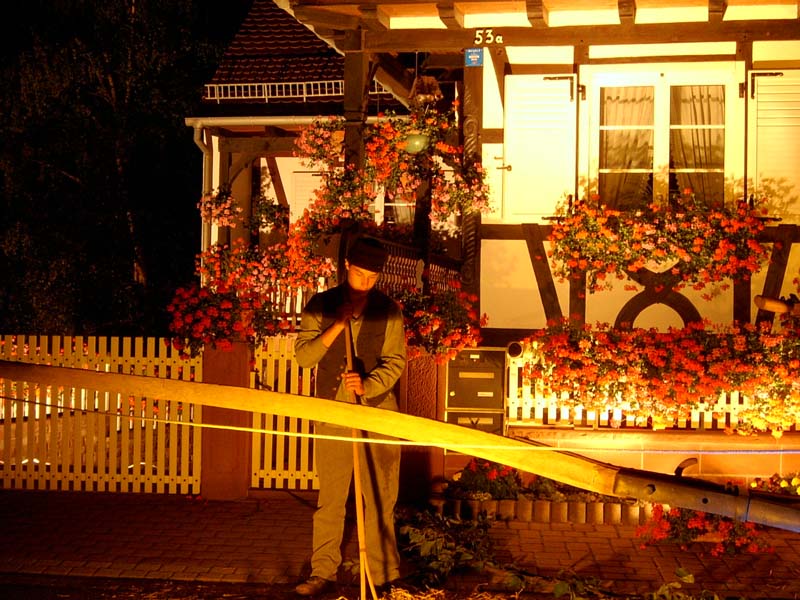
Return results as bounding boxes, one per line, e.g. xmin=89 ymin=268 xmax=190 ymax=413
xmin=295 ymin=288 xmax=406 ymax=408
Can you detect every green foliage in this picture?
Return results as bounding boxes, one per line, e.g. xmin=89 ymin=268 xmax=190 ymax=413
xmin=396 ymin=508 xmax=495 ymax=587
xmin=448 ymin=458 xmax=522 ymax=500
xmin=552 ymin=571 xmax=606 ymax=599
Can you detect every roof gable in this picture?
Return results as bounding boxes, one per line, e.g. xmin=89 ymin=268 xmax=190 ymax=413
xmin=209 ymin=0 xmax=343 ymax=86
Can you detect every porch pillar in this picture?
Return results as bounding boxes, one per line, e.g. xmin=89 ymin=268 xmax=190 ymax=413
xmin=200 ymin=341 xmax=253 ymax=500
xmin=398 ymin=355 xmax=447 ymax=503
xmin=461 ymin=50 xmax=483 ymax=297
xmin=339 ymin=48 xmax=370 ymax=276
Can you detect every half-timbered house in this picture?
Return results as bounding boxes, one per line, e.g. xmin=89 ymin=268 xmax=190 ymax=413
xmin=187 ymin=0 xmax=800 ymax=484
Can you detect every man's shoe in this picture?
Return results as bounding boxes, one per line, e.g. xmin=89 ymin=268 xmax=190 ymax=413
xmin=295 ymin=576 xmax=334 ymax=596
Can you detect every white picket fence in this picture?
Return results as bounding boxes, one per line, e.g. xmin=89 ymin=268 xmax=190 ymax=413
xmin=250 ymin=335 xmax=318 ymax=490
xmin=0 ymin=335 xmax=203 ymax=493
xmin=504 ymin=354 xmax=782 ymax=431
xmin=0 ymin=334 xmax=324 ymax=494
xmin=4 ymin=333 xmax=785 ymax=496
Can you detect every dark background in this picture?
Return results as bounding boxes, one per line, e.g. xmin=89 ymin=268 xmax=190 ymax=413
xmin=0 ymin=0 xmax=253 ymax=336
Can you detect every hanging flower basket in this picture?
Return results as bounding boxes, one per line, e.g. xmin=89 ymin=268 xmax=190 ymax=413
xmin=403 ymin=132 xmax=430 ymax=154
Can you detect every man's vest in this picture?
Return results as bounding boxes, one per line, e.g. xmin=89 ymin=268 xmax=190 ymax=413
xmin=315 ymin=285 xmax=393 ymax=406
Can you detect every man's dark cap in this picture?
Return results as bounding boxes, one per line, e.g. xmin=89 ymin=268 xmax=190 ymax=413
xmin=347 ymin=236 xmax=388 ymax=272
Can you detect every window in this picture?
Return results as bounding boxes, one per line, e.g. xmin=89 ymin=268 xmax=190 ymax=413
xmin=599 ymin=86 xmax=655 ymax=210
xmin=668 ymin=85 xmax=725 ymax=207
xmin=589 ymin=66 xmax=736 ymax=211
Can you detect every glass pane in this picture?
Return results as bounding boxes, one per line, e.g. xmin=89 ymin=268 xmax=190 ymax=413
xmin=669 ymin=130 xmax=724 ymax=169
xmin=601 ymin=86 xmax=654 ymax=126
xmin=384 ymin=204 xmax=415 ymax=225
xmin=599 ymin=172 xmax=653 ymax=210
xmin=600 ymin=130 xmax=654 ymax=169
xmin=670 ymin=172 xmax=725 ymax=208
xmin=670 ymin=85 xmax=725 ymax=126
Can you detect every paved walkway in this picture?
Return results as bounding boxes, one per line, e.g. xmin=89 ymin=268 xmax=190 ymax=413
xmin=0 ymin=489 xmax=799 ymax=599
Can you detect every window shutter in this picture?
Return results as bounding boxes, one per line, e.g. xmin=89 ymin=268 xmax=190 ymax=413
xmin=503 ymin=75 xmax=578 ymax=222
xmin=750 ymin=69 xmax=800 ymax=223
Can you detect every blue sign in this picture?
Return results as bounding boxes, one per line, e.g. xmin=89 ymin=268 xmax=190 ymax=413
xmin=464 ymin=48 xmax=483 ymax=67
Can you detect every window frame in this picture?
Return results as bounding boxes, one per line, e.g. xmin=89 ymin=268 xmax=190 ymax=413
xmin=580 ymin=62 xmax=743 ymax=209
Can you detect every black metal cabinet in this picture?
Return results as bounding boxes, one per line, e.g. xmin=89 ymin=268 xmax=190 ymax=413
xmin=445 ymin=348 xmax=506 ymax=434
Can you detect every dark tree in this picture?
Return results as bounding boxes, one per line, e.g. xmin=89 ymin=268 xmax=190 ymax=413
xmin=0 ymin=0 xmax=251 ymax=335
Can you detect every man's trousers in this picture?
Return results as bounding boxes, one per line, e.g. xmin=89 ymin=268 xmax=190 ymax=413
xmin=310 ymin=424 xmax=402 ymax=586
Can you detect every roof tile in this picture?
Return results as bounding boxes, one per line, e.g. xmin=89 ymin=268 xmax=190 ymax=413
xmin=208 ymin=0 xmax=343 ymax=86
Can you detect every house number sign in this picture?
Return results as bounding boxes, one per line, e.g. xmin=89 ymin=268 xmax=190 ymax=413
xmin=473 ymin=28 xmax=504 ymax=45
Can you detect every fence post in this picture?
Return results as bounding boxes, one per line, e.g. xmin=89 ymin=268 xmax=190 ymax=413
xmin=398 ymin=354 xmax=446 ymax=503
xmin=201 ymin=340 xmax=253 ymax=500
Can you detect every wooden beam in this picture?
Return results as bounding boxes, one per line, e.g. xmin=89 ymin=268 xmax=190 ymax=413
xmin=290 ymin=4 xmax=360 ymax=30
xmin=343 ymin=50 xmax=370 ymax=169
xmin=360 ymin=19 xmax=800 ymax=51
xmin=617 ymin=0 xmax=636 ymax=25
xmin=709 ymin=0 xmax=728 ymax=23
xmin=526 ymin=0 xmax=547 ymax=25
xmin=436 ymin=2 xmax=460 ymax=29
xmin=523 ymin=223 xmax=563 ymax=323
xmin=488 ymin=46 xmax=509 ymax=109
xmin=265 ymin=157 xmax=289 ymax=207
xmin=372 ymin=53 xmax=415 ymax=103
xmin=218 ymin=138 xmax=297 ymax=154
xmin=356 ymin=4 xmax=387 ymax=32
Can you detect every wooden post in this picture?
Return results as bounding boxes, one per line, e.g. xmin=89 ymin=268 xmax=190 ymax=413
xmin=200 ymin=340 xmax=253 ymax=500
xmin=460 ymin=52 xmax=483 ymax=297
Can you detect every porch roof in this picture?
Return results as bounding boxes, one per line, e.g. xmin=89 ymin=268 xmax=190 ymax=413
xmin=278 ymin=0 xmax=799 ymax=104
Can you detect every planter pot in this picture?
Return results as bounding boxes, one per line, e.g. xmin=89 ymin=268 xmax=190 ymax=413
xmin=622 ymin=504 xmax=641 ymax=525
xmin=550 ymin=502 xmax=568 ymax=523
xmin=404 ymin=133 xmax=430 ymax=154
xmin=433 ymin=496 xmax=651 ymax=525
xmin=644 ymin=257 xmax=679 ymax=274
xmin=603 ymin=502 xmax=622 ymax=525
xmin=429 ymin=496 xmax=446 ymax=516
xmin=568 ymin=501 xmax=586 ymax=524
xmin=515 ymin=497 xmax=534 ymax=522
xmin=640 ymin=502 xmax=654 ymax=522
xmin=464 ymin=499 xmax=482 ymax=521
xmin=482 ymin=499 xmax=498 ymax=519
xmin=586 ymin=502 xmax=605 ymax=524
xmin=533 ymin=500 xmax=551 ymax=523
xmin=497 ymin=499 xmax=516 ymax=520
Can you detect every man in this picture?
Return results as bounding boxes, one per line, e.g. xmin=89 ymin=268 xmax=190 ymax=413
xmin=293 ymin=235 xmax=407 ymax=596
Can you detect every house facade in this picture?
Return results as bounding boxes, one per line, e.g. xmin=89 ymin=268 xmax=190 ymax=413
xmin=192 ymin=0 xmax=800 ymax=341
xmin=186 ymin=1 xmax=800 ymax=483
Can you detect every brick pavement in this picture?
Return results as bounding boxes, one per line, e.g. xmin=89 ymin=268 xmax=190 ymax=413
xmin=0 ymin=489 xmax=799 ymax=598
